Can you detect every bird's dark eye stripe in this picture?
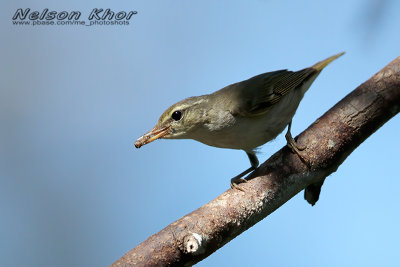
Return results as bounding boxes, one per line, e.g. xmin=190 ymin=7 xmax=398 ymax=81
xmin=171 ymin=110 xmax=182 ymax=121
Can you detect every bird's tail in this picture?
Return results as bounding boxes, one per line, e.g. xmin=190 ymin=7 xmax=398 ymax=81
xmin=312 ymin=52 xmax=345 ymax=72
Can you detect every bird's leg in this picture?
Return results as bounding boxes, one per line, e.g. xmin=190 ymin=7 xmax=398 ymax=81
xmin=231 ymin=151 xmax=259 ymax=191
xmin=285 ymin=121 xmax=308 ymax=164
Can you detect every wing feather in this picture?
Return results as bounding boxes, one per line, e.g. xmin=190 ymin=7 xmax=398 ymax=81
xmin=234 ymin=68 xmax=317 ymax=117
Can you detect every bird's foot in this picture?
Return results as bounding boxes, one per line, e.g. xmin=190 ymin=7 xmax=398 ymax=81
xmin=285 ymin=123 xmax=310 ymax=167
xmin=230 ymin=176 xmax=247 ymax=192
xmin=230 ymin=152 xmax=258 ymax=192
xmin=286 ymin=131 xmax=306 ymax=153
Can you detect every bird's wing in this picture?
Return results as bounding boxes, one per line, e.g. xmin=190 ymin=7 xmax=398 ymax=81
xmin=234 ymin=68 xmax=316 ymax=117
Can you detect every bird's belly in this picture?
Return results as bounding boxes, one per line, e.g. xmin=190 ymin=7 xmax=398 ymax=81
xmin=224 ymin=119 xmax=288 ymax=149
xmin=194 ymin=116 xmax=290 ymax=151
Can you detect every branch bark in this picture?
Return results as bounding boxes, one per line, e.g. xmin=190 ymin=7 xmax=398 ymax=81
xmin=112 ymin=57 xmax=400 ymax=267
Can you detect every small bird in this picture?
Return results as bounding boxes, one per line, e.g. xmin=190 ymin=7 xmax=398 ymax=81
xmin=135 ymin=52 xmax=344 ymax=205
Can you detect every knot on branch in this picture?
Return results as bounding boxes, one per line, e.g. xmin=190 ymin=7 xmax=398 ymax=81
xmin=183 ymin=233 xmax=206 ymax=255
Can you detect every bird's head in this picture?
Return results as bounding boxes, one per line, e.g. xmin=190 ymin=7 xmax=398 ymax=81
xmin=134 ymin=96 xmax=208 ymax=148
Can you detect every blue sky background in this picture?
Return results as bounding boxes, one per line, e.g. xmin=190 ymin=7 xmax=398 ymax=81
xmin=1 ymin=1 xmax=399 ymax=266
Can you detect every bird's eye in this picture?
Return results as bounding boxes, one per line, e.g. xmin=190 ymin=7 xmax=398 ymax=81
xmin=171 ymin=110 xmax=182 ymax=121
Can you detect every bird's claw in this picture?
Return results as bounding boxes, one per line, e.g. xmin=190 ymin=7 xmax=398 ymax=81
xmin=285 ymin=123 xmax=310 ymax=167
xmin=230 ymin=177 xmax=247 ymax=192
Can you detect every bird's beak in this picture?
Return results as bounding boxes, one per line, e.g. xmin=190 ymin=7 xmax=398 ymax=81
xmin=134 ymin=126 xmax=170 ymax=148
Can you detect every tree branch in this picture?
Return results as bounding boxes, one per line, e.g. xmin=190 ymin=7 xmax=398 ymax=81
xmin=112 ymin=57 xmax=400 ymax=267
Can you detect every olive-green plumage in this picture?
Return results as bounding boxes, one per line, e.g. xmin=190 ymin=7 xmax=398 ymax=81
xmin=135 ymin=52 xmax=344 ymax=204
